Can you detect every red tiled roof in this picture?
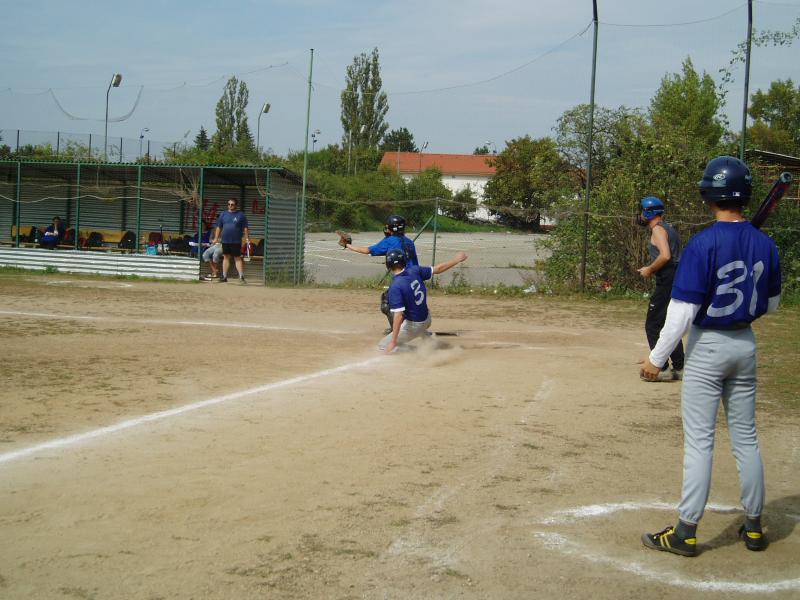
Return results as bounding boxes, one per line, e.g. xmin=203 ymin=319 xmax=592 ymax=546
xmin=380 ymin=152 xmax=496 ymax=176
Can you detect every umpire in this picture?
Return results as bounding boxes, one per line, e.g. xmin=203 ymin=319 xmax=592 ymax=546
xmin=637 ymin=196 xmax=684 ymax=381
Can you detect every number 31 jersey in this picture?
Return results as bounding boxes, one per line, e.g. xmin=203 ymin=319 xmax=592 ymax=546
xmin=671 ymin=221 xmax=781 ymax=328
xmin=387 ymin=265 xmax=433 ymax=322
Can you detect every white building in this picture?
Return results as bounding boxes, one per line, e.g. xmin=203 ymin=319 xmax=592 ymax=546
xmin=379 ymin=152 xmax=496 ymax=220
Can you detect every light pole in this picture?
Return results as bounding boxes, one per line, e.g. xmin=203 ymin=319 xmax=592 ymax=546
xmin=256 ymin=101 xmax=270 ymax=157
xmin=139 ymin=127 xmax=149 ymax=159
xmin=104 ymin=73 xmax=123 ymax=161
xmin=311 ymin=129 xmax=320 ymax=151
xmin=419 ymin=141 xmax=429 ymax=173
xmin=485 ymin=140 xmax=497 ymax=154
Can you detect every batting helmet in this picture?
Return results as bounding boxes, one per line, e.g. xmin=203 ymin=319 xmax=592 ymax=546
xmin=639 ymin=196 xmax=665 ymax=221
xmin=385 ymin=248 xmax=407 ymax=269
xmin=386 ymin=214 xmax=406 ymax=234
xmin=699 ymin=156 xmax=752 ymax=204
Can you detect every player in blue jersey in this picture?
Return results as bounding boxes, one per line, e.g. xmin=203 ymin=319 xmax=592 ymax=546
xmin=640 ymin=156 xmax=782 ymax=557
xmin=378 ymin=248 xmax=467 ymax=354
xmin=342 ymin=215 xmax=420 ymax=332
xmin=637 ymin=196 xmax=684 ymax=381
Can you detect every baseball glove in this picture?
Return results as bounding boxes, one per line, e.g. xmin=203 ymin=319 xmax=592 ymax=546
xmin=336 ymin=230 xmax=352 ymax=248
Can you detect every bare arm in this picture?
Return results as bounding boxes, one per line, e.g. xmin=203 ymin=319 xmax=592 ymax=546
xmin=346 ymin=243 xmax=371 ymax=255
xmin=243 ymin=227 xmax=250 ymax=243
xmin=384 ymin=311 xmax=405 ymax=354
xmin=638 ymin=226 xmax=671 ymax=278
xmin=432 ymin=251 xmax=468 ymax=275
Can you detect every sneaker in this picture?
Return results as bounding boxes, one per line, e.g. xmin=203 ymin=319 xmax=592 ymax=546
xmin=240 ymin=277 xmax=247 ymax=285
xmin=671 ymin=369 xmax=684 ymax=380
xmin=219 ymin=276 xmax=227 ymax=283
xmin=642 ymin=525 xmax=697 ymax=557
xmin=202 ymin=274 xmax=216 ymax=281
xmin=738 ymin=525 xmax=767 ymax=551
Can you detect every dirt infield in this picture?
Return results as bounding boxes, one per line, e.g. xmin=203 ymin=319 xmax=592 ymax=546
xmin=0 ymin=274 xmax=798 ymax=599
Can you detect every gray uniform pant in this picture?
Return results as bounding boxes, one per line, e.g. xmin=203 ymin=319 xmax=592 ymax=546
xmin=377 ymin=314 xmax=432 ymax=351
xmin=678 ymin=325 xmax=764 ymax=525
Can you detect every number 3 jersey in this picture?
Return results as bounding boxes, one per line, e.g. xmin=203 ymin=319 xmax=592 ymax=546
xmin=387 ymin=265 xmax=434 ymax=322
xmin=671 ymin=221 xmax=781 ymax=328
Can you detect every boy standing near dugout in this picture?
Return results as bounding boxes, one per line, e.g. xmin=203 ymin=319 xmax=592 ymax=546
xmin=637 ymin=196 xmax=684 ymax=381
xmin=640 ymin=156 xmax=782 ymax=557
xmin=379 ymin=248 xmax=467 ymax=354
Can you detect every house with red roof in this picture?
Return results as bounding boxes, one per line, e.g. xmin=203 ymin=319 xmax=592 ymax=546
xmin=379 ymin=151 xmax=497 ymax=220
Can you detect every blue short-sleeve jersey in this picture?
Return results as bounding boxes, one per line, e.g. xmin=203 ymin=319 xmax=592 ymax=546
xmin=215 ymin=210 xmax=249 ymax=244
xmin=368 ymin=235 xmax=419 ymax=266
xmin=671 ymin=221 xmax=781 ymax=328
xmin=387 ymin=265 xmax=433 ymax=322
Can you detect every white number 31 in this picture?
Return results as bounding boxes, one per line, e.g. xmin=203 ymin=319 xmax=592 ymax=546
xmin=707 ymin=260 xmax=764 ymax=318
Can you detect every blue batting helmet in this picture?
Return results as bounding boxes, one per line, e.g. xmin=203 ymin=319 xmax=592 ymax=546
xmin=385 ymin=248 xmax=407 ymax=269
xmin=699 ymin=156 xmax=752 ymax=204
xmin=639 ymin=196 xmax=665 ymax=221
xmin=386 ymin=215 xmax=406 ymax=234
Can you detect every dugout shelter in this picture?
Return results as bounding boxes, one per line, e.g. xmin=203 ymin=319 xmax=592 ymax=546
xmin=0 ymin=160 xmax=307 ymax=284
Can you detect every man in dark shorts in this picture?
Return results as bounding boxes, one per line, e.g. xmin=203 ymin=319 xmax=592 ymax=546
xmin=213 ymin=198 xmax=250 ymax=284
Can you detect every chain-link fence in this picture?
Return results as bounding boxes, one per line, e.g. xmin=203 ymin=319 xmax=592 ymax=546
xmin=0 ymin=128 xmax=177 ymax=163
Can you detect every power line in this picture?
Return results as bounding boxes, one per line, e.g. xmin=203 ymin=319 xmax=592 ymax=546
xmin=601 ymin=4 xmax=746 ymax=28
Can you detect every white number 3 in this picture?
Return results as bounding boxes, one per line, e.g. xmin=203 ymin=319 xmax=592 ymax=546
xmin=410 ymin=280 xmax=425 ymax=305
xmin=707 ymin=260 xmax=764 ymax=318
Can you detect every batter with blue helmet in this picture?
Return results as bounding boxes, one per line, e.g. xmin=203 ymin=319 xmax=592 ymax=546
xmin=640 ymin=156 xmax=782 ymax=557
xmin=637 ymin=196 xmax=684 ymax=381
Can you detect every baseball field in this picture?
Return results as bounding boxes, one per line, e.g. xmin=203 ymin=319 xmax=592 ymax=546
xmin=0 ymin=272 xmax=798 ymax=599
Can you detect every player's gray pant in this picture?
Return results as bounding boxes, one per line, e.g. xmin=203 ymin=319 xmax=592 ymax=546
xmin=678 ymin=325 xmax=763 ymax=525
xmin=377 ymin=314 xmax=432 ymax=351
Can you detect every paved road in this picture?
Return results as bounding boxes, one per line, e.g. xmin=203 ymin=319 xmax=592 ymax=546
xmin=304 ymin=231 xmax=551 ymax=287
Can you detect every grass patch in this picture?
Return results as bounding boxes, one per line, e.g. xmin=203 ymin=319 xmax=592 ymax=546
xmin=753 ymin=305 xmax=799 ymax=409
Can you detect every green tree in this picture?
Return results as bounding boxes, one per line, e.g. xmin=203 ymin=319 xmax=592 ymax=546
xmin=212 ymin=76 xmax=255 ymax=156
xmin=341 ymin=48 xmax=389 ymax=151
xmin=381 ymin=127 xmax=417 ymax=152
xmin=483 ymin=136 xmax=577 ymax=231
xmin=405 ymin=168 xmax=452 ymax=225
xmin=554 ymin=104 xmax=645 ymax=186
xmin=442 ymin=187 xmax=479 ymax=221
xmin=473 ymin=145 xmax=490 ymax=155
xmin=649 ymin=57 xmax=724 ymax=149
xmin=194 ymin=126 xmax=211 ymax=151
xmin=748 ymin=79 xmax=800 ymax=154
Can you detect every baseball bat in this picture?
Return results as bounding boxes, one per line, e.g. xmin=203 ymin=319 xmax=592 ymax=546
xmin=750 ymin=172 xmax=793 ymax=230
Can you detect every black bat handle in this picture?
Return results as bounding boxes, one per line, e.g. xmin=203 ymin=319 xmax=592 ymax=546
xmin=751 ymin=172 xmax=793 ymax=229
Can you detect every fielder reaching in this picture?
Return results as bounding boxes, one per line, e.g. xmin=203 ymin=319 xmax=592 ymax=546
xmin=338 ymin=215 xmax=420 ymax=332
xmin=637 ymin=196 xmax=685 ymax=381
xmin=640 ymin=156 xmax=781 ymax=557
xmin=379 ymin=249 xmax=467 ymax=354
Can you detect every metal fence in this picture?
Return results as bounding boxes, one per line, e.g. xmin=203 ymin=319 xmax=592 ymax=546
xmin=0 ymin=128 xmax=177 ymax=163
xmin=0 ymin=160 xmax=307 ymax=284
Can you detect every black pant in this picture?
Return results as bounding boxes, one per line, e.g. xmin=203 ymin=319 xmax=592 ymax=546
xmin=645 ymin=266 xmax=684 ymax=370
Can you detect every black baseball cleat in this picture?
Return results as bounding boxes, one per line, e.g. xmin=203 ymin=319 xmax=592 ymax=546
xmin=642 ymin=526 xmax=697 ymax=557
xmin=738 ymin=525 xmax=767 ymax=551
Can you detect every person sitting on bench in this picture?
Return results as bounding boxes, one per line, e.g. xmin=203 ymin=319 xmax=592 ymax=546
xmin=40 ymin=216 xmax=66 ymax=250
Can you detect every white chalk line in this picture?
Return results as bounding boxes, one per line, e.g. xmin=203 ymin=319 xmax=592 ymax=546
xmin=42 ymin=280 xmax=134 ymax=289
xmin=0 ymin=310 xmax=354 ymax=336
xmin=535 ymin=501 xmax=800 ymax=593
xmin=0 ymin=356 xmax=383 ymax=467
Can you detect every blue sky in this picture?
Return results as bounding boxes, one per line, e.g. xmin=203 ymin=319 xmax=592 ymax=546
xmin=1 ymin=0 xmax=799 ymax=156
